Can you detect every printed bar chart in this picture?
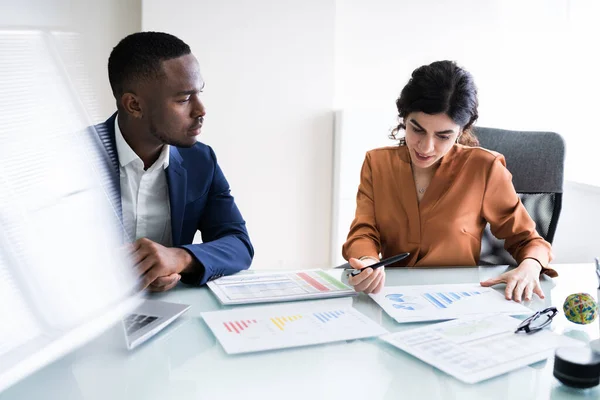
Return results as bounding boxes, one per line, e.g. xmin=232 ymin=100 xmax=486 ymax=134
xmin=313 ymin=310 xmax=345 ymax=323
xmin=423 ymin=291 xmax=482 ymax=309
xmin=370 ymin=284 xmax=532 ymax=323
xmin=269 ymin=315 xmax=303 ymax=331
xmin=207 ymin=269 xmax=356 ymax=305
xmin=296 ymin=272 xmax=328 ymax=292
xmin=201 ymin=301 xmax=388 ymax=354
xmin=223 ymin=319 xmax=258 ymax=334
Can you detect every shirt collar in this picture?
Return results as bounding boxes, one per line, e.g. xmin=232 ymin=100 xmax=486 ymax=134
xmin=114 ymin=115 xmax=170 ymax=170
xmin=155 ymin=141 xmax=170 ymax=170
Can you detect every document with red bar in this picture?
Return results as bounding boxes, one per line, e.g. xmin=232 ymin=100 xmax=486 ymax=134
xmin=202 ymin=299 xmax=386 ymax=354
xmin=207 ymin=270 xmax=356 ymax=305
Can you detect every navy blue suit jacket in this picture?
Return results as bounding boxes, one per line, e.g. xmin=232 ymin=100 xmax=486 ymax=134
xmin=95 ymin=113 xmax=253 ymax=285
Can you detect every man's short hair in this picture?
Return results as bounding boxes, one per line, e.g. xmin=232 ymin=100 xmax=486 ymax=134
xmin=108 ymin=31 xmax=191 ymax=99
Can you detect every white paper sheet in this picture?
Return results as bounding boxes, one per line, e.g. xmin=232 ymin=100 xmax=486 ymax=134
xmin=201 ymin=299 xmax=387 ymax=354
xmin=380 ymin=314 xmax=583 ymax=384
xmin=370 ymin=284 xmax=532 ymax=323
xmin=207 ymin=269 xmax=356 ymax=305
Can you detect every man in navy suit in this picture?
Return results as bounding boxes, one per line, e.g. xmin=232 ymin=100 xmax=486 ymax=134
xmin=96 ymin=32 xmax=253 ymax=292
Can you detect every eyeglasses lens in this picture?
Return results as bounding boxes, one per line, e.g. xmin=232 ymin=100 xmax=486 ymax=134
xmin=528 ymin=311 xmax=553 ymax=330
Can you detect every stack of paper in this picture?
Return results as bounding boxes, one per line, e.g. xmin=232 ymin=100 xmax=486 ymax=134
xmin=201 ymin=299 xmax=387 ymax=354
xmin=207 ymin=269 xmax=356 ymax=305
xmin=380 ymin=314 xmax=583 ymax=383
xmin=370 ymin=284 xmax=532 ymax=323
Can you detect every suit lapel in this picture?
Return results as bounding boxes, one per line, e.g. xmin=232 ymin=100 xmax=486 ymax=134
xmin=96 ymin=113 xmax=123 ymax=225
xmin=166 ymin=147 xmax=187 ymax=246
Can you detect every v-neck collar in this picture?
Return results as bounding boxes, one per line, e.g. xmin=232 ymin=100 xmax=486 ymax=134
xmin=396 ymin=145 xmax=463 ymax=243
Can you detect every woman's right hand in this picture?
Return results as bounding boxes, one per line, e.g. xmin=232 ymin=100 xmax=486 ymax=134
xmin=347 ymin=257 xmax=386 ymax=294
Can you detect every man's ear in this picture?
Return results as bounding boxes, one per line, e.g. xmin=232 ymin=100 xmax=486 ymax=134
xmin=120 ymin=92 xmax=143 ymax=119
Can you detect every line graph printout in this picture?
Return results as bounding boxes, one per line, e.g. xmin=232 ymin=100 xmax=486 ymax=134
xmin=380 ymin=314 xmax=583 ymax=384
xmin=207 ymin=270 xmax=356 ymax=305
xmin=370 ymin=284 xmax=532 ymax=323
xmin=201 ymin=300 xmax=387 ymax=354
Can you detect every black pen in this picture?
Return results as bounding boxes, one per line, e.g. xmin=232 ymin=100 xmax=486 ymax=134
xmin=345 ymin=252 xmax=410 ymax=277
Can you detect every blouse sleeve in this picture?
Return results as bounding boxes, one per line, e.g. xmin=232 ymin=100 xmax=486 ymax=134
xmin=481 ymin=155 xmax=557 ymax=277
xmin=342 ymin=153 xmax=381 ymax=261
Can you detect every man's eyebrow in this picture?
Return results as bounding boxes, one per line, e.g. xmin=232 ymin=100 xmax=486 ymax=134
xmin=175 ymin=82 xmax=206 ymax=96
xmin=409 ymin=118 xmax=455 ymax=134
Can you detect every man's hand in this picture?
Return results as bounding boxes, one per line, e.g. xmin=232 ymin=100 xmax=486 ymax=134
xmin=130 ymin=238 xmax=195 ymax=292
xmin=347 ymin=257 xmax=385 ymax=294
xmin=480 ymin=258 xmax=545 ymax=302
xmin=148 ymin=273 xmax=181 ymax=292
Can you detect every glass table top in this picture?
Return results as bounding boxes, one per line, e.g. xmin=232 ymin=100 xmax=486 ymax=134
xmin=2 ymin=264 xmax=599 ymax=400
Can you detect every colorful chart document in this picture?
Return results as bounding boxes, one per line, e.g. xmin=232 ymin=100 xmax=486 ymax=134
xmin=380 ymin=314 xmax=583 ymax=384
xmin=207 ymin=269 xmax=356 ymax=305
xmin=201 ymin=300 xmax=387 ymax=354
xmin=370 ymin=284 xmax=532 ymax=323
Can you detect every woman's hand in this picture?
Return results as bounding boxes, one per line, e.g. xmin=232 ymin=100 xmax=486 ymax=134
xmin=347 ymin=257 xmax=385 ymax=294
xmin=480 ymin=259 xmax=545 ymax=302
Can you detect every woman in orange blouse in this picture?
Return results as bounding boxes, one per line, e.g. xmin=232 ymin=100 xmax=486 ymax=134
xmin=343 ymin=60 xmax=554 ymax=302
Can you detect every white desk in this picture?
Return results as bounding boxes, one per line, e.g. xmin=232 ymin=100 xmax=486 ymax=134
xmin=2 ymin=264 xmax=599 ymax=399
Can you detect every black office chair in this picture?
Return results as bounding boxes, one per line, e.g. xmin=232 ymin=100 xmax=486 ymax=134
xmin=473 ymin=127 xmax=565 ymax=265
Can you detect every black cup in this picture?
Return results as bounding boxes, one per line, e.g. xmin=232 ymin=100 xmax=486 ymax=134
xmin=554 ymin=346 xmax=600 ymax=389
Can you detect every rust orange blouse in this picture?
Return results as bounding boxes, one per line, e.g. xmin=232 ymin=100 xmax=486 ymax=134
xmin=342 ymin=144 xmax=555 ymax=275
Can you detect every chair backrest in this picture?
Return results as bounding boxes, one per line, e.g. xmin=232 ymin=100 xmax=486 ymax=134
xmin=473 ymin=127 xmax=565 ymax=265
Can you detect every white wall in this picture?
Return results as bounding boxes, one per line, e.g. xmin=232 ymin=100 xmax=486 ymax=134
xmin=0 ymin=0 xmax=142 ymax=123
xmin=335 ymin=0 xmax=600 ymax=187
xmin=142 ymin=0 xmax=336 ymax=269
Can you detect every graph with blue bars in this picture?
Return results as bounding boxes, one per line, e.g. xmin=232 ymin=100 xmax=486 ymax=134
xmin=313 ymin=310 xmax=345 ymax=323
xmin=385 ymin=294 xmax=424 ymax=310
xmin=423 ymin=291 xmax=482 ymax=309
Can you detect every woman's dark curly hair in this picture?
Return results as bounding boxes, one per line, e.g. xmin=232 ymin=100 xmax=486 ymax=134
xmin=390 ymin=60 xmax=479 ymax=146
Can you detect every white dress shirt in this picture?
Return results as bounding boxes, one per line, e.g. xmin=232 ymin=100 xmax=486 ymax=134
xmin=114 ymin=117 xmax=173 ymax=246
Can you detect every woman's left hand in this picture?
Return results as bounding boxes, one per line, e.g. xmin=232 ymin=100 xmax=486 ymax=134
xmin=480 ymin=259 xmax=545 ymax=302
